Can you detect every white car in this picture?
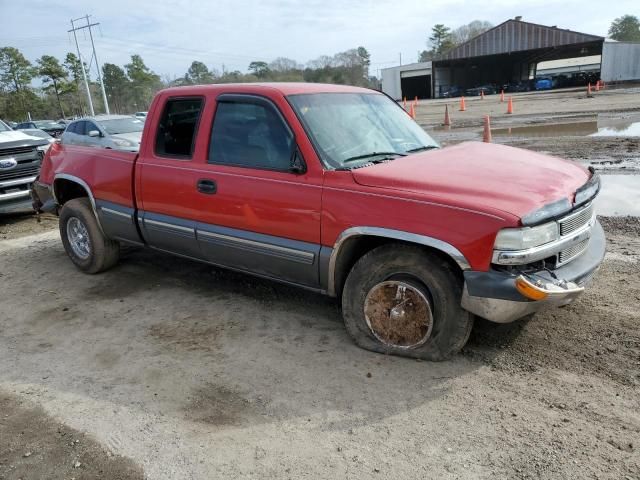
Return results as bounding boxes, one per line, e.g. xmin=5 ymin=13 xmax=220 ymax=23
xmin=62 ymin=115 xmax=144 ymax=152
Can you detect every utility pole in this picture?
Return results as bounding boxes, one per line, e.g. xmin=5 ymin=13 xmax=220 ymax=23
xmin=84 ymin=15 xmax=110 ymax=114
xmin=69 ymin=17 xmax=94 ymax=116
xmin=69 ymin=15 xmax=110 ymax=115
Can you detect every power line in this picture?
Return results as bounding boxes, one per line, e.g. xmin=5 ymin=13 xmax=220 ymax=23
xmin=68 ymin=17 xmax=94 ymax=116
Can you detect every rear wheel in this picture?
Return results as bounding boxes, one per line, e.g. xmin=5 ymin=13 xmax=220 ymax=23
xmin=59 ymin=198 xmax=120 ymax=273
xmin=341 ymin=244 xmax=473 ymax=361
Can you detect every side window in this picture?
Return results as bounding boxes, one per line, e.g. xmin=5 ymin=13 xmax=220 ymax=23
xmin=208 ymin=101 xmax=294 ymax=171
xmin=155 ymin=97 xmax=203 ymax=158
xmin=85 ymin=121 xmax=99 ymax=135
xmin=75 ymin=121 xmax=87 ymax=136
xmin=66 ymin=123 xmax=77 ymax=134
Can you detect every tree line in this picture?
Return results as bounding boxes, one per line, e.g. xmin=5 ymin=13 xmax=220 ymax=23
xmin=0 ymin=46 xmax=372 ymax=122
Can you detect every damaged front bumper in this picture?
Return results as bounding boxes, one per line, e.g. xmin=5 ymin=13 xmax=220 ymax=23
xmin=30 ymin=179 xmax=57 ymax=214
xmin=461 ymin=220 xmax=606 ymax=323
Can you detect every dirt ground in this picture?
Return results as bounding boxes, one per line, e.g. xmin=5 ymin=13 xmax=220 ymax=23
xmin=1 ymin=86 xmax=639 ymax=479
xmin=418 ymin=86 xmax=640 ymax=173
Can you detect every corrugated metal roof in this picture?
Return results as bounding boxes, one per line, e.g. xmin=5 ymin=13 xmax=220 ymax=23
xmin=437 ymin=19 xmax=603 ymax=61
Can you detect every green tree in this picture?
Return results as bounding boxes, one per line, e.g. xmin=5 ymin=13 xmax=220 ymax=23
xmin=357 ymin=46 xmax=371 ymax=79
xmin=185 ymin=61 xmax=214 ymax=84
xmin=102 ymin=63 xmax=130 ymax=113
xmin=62 ymin=52 xmax=86 ymax=116
xmin=37 ymin=55 xmax=67 ymax=118
xmin=429 ymin=24 xmax=454 ymax=55
xmin=608 ymin=15 xmax=640 ymax=41
xmin=125 ymin=54 xmax=161 ymax=110
xmin=417 ymin=50 xmax=433 ymax=62
xmin=248 ymin=61 xmax=270 ymax=78
xmin=0 ymin=47 xmax=35 ymax=116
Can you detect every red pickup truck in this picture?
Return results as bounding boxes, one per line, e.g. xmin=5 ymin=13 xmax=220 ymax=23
xmin=32 ymin=83 xmax=605 ymax=360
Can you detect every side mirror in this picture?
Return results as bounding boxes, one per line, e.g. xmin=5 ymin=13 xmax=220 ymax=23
xmin=289 ymin=147 xmax=307 ymax=175
xmin=88 ymin=130 xmax=101 ymax=137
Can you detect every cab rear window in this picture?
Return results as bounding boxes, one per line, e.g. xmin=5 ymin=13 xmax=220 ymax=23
xmin=155 ymin=98 xmax=204 ymax=158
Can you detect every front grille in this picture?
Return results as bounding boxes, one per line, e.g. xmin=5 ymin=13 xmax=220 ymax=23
xmin=0 ymin=146 xmax=36 ymax=158
xmin=559 ymin=204 xmax=593 ymax=236
xmin=558 ymin=238 xmax=590 ymax=265
xmin=0 ymin=165 xmax=40 ymax=182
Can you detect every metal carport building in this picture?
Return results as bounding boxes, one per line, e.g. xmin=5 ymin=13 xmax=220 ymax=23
xmin=431 ymin=18 xmax=604 ymax=97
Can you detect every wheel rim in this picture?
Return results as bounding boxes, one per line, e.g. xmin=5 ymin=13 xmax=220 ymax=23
xmin=66 ymin=217 xmax=91 ymax=260
xmin=364 ymin=280 xmax=433 ymax=349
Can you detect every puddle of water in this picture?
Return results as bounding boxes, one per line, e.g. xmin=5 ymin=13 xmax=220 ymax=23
xmin=493 ymin=122 xmax=597 ymax=138
xmin=492 ymin=114 xmax=640 ymax=138
xmin=594 ymin=175 xmax=640 ymax=216
xmin=590 ymin=122 xmax=640 ymax=137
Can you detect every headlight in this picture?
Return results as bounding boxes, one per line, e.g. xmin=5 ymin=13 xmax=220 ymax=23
xmin=37 ymin=144 xmax=50 ymax=152
xmin=494 ymin=221 xmax=559 ymax=251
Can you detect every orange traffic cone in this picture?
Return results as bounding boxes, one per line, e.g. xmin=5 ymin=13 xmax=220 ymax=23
xmin=480 ymin=90 xmax=485 ymax=100
xmin=595 ymin=81 xmax=600 ymax=92
xmin=587 ymin=82 xmax=592 ymax=96
xmin=414 ymin=96 xmax=418 ymax=105
xmin=403 ymin=97 xmax=407 ymax=109
xmin=500 ymin=90 xmax=505 ymax=103
xmin=506 ymin=97 xmax=513 ymax=114
xmin=483 ymin=115 xmax=492 ymax=143
xmin=459 ymin=96 xmax=466 ymax=111
xmin=444 ymin=105 xmax=451 ymax=126
xmin=409 ymin=103 xmax=416 ymax=119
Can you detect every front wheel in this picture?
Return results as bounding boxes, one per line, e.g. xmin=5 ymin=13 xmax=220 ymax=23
xmin=341 ymin=244 xmax=473 ymax=361
xmin=59 ymin=198 xmax=120 ymax=274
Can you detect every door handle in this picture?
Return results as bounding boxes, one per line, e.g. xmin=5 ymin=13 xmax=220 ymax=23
xmin=197 ymin=179 xmax=217 ymax=194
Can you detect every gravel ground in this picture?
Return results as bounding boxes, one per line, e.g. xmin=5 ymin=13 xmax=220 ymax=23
xmin=1 ymin=86 xmax=639 ymax=479
xmin=0 ymin=219 xmax=638 ymax=479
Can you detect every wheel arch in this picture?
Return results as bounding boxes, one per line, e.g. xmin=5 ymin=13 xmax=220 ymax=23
xmin=53 ymin=174 xmax=104 ymax=233
xmin=327 ymin=227 xmax=471 ymax=297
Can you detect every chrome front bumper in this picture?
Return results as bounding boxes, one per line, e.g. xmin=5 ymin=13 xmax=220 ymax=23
xmin=462 ymin=220 xmax=606 ymax=323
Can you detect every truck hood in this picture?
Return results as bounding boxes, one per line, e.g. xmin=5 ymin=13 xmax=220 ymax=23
xmin=0 ymin=129 xmax=48 ymax=145
xmin=351 ymin=142 xmax=590 ymax=220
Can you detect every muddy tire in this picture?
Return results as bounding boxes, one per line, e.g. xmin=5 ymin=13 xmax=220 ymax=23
xmin=341 ymin=244 xmax=473 ymax=361
xmin=59 ymin=198 xmax=120 ymax=274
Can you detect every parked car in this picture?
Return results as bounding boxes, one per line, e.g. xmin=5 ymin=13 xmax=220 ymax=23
xmin=534 ymin=77 xmax=553 ymax=91
xmin=0 ymin=119 xmax=50 ymax=214
xmin=441 ymin=86 xmax=463 ymax=98
xmin=14 ymin=120 xmax=66 ymax=138
xmin=465 ymin=85 xmax=496 ymax=96
xmin=62 ymin=115 xmax=144 ymax=151
xmin=135 ymin=111 xmax=148 ymax=119
xmin=32 ymin=83 xmax=605 ymax=360
xmin=19 ymin=129 xmax=56 ymax=151
xmin=502 ymin=81 xmax=530 ymax=93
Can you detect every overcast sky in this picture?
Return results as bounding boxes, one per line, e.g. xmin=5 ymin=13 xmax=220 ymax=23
xmin=0 ymin=0 xmax=637 ymax=80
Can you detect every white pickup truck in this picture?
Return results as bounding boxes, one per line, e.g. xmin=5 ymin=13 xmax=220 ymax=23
xmin=0 ymin=120 xmax=49 ymax=214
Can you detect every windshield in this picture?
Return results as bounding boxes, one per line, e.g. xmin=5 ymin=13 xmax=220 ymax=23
xmin=0 ymin=120 xmax=10 ymax=132
xmin=34 ymin=120 xmax=61 ymax=129
xmin=288 ymin=93 xmax=438 ymax=168
xmin=98 ymin=117 xmax=145 ymax=135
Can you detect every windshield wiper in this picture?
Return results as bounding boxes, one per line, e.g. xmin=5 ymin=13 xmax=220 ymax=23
xmin=405 ymin=145 xmax=439 ymax=153
xmin=342 ymin=151 xmax=407 ymax=163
